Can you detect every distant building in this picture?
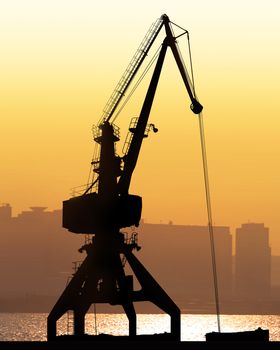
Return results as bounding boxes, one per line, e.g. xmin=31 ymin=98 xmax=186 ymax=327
xmin=0 ymin=203 xmax=12 ymax=220
xmin=136 ymin=222 xmax=233 ymax=304
xmin=271 ymin=256 xmax=280 ymax=287
xmin=0 ymin=204 xmax=233 ymax=307
xmin=3 ymin=203 xmax=277 ymax=312
xmin=0 ymin=204 xmax=84 ymax=298
xmin=235 ymin=223 xmax=271 ymax=299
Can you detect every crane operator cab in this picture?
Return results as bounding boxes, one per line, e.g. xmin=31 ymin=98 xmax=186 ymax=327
xmin=62 ymin=192 xmax=142 ymax=233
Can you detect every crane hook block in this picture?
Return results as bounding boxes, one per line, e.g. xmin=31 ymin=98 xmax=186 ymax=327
xmin=191 ymin=99 xmax=203 ymax=114
xmin=62 ymin=193 xmax=142 ymax=234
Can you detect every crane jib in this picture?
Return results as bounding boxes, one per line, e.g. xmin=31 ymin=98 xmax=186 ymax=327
xmin=99 ymin=14 xmax=202 ymax=126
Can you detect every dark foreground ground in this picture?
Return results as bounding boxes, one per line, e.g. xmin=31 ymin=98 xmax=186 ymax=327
xmin=0 ymin=341 xmax=279 ymax=350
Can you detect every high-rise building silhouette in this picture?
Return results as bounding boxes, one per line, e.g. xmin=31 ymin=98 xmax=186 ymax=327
xmin=235 ymin=223 xmax=271 ymax=299
xmin=136 ymin=221 xmax=233 ymax=303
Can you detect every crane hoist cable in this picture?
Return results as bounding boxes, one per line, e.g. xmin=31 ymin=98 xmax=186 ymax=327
xmin=187 ymin=33 xmax=221 ymax=333
xmin=198 ymin=112 xmax=221 ymax=333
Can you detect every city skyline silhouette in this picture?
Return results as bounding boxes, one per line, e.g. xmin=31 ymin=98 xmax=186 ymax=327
xmin=1 ymin=203 xmax=280 ymax=315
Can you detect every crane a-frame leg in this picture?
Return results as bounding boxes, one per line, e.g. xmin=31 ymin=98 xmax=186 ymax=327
xmin=47 ymin=231 xmax=180 ymax=341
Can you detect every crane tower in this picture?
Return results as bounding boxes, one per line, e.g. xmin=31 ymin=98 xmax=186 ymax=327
xmin=47 ymin=14 xmax=202 ymax=341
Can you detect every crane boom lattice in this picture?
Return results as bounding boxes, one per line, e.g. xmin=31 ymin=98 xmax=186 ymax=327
xmin=99 ymin=17 xmax=164 ymax=125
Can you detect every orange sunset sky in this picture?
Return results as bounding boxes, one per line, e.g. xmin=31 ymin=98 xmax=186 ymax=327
xmin=1 ymin=1 xmax=280 ymax=253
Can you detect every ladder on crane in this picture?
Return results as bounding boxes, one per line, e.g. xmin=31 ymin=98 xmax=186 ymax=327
xmin=98 ymin=17 xmax=164 ymax=125
xmin=66 ymin=234 xmax=92 ymax=335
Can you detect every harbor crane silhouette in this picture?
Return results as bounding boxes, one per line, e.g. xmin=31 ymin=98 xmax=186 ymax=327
xmin=47 ymin=14 xmax=202 ymax=341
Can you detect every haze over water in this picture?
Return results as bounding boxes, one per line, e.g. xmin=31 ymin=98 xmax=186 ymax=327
xmin=0 ymin=313 xmax=279 ymax=342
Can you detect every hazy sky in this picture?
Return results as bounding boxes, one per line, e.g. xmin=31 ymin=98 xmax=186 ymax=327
xmin=1 ymin=1 xmax=280 ymax=253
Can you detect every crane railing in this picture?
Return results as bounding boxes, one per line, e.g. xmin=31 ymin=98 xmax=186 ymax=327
xmin=98 ymin=16 xmax=164 ymax=126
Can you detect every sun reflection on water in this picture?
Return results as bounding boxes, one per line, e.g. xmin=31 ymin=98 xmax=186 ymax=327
xmin=0 ymin=313 xmax=279 ymax=341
